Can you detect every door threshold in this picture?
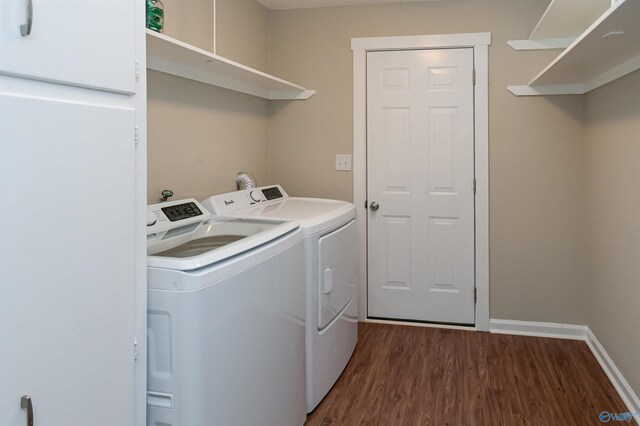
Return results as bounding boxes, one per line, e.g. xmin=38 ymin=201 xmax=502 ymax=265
xmin=366 ymin=317 xmax=476 ymax=331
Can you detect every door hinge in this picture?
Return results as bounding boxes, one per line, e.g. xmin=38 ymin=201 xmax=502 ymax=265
xmin=135 ymin=60 xmax=141 ymax=81
xmin=472 ymin=69 xmax=476 ymax=86
xmin=134 ymin=338 xmax=139 ymax=362
xmin=135 ymin=126 xmax=140 ymax=146
xmin=473 ymin=178 xmax=476 ymax=195
xmin=474 ymin=288 xmax=477 ymax=303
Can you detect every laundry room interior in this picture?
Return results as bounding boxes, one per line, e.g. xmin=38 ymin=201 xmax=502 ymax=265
xmin=1 ymin=0 xmax=639 ymax=424
xmin=144 ymin=0 xmax=640 ymax=423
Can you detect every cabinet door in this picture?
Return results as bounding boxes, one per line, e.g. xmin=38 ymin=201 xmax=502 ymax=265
xmin=0 ymin=92 xmax=136 ymax=426
xmin=0 ymin=0 xmax=136 ymax=93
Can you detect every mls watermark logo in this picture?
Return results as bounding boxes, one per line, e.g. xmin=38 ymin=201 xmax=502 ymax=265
xmin=599 ymin=411 xmax=640 ymax=423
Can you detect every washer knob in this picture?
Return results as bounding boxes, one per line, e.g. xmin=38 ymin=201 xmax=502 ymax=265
xmin=250 ymin=190 xmax=262 ymax=202
xmin=147 ymin=211 xmax=157 ymax=226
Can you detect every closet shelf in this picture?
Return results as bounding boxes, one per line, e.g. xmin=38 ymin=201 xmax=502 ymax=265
xmin=146 ymin=30 xmax=315 ymax=100
xmin=507 ymin=0 xmax=610 ymax=51
xmin=508 ymin=0 xmax=640 ymax=96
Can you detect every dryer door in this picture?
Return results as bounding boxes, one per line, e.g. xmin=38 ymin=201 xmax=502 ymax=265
xmin=318 ymin=220 xmax=356 ymax=330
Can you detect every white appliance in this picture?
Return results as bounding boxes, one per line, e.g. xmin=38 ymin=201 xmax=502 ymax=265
xmin=204 ymin=185 xmax=358 ymax=412
xmin=146 ymin=198 xmax=306 ymax=426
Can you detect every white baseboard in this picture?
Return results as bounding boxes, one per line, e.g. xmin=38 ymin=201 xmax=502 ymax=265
xmin=489 ymin=319 xmax=586 ymax=340
xmin=585 ymin=328 xmax=640 ymax=422
xmin=490 ymin=318 xmax=640 ymax=424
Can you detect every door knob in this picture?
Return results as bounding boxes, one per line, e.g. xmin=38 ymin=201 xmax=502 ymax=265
xmin=369 ymin=201 xmax=380 ymax=211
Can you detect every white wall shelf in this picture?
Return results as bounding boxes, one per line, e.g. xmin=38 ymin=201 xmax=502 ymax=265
xmin=508 ymin=0 xmax=610 ymax=51
xmin=146 ymin=30 xmax=315 ymax=100
xmin=507 ymin=37 xmax=575 ymax=51
xmin=508 ymin=0 xmax=640 ymax=96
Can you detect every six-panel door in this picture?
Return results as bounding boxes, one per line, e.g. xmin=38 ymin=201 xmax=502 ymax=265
xmin=367 ymin=48 xmax=476 ymax=325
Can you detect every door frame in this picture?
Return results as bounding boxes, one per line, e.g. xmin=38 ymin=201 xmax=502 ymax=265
xmin=351 ymin=33 xmax=491 ymax=331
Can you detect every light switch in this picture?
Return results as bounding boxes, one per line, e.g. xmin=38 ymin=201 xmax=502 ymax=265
xmin=335 ymin=154 xmax=352 ymax=171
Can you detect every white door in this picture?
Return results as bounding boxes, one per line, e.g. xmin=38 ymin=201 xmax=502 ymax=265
xmin=367 ymin=48 xmax=475 ymax=325
xmin=0 ymin=0 xmax=136 ymax=93
xmin=0 ymin=93 xmax=137 ymax=425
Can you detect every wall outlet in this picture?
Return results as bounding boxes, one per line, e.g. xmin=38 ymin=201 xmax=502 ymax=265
xmin=335 ymin=154 xmax=352 ymax=171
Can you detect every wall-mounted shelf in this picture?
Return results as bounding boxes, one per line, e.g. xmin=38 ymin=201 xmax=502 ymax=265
xmin=146 ymin=30 xmax=315 ymax=100
xmin=508 ymin=0 xmax=610 ymax=51
xmin=508 ymin=0 xmax=640 ymax=96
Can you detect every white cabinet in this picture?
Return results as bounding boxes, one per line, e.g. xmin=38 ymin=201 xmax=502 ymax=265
xmin=0 ymin=91 xmax=137 ymax=426
xmin=0 ymin=0 xmax=137 ymax=93
xmin=0 ymin=0 xmax=145 ymax=424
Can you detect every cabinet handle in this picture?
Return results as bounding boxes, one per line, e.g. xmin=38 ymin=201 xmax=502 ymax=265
xmin=19 ymin=0 xmax=33 ymax=36
xmin=20 ymin=395 xmax=34 ymax=426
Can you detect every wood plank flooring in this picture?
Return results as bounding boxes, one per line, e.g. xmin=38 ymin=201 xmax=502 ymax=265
xmin=305 ymin=323 xmax=627 ymax=426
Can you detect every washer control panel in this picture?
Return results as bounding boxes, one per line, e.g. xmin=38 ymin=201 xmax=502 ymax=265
xmin=147 ymin=198 xmax=211 ymax=235
xmin=204 ymin=185 xmax=289 ymax=215
xmin=261 ymin=186 xmax=284 ymax=201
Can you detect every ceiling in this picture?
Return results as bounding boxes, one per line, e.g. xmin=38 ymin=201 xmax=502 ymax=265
xmin=256 ymin=0 xmax=440 ymax=10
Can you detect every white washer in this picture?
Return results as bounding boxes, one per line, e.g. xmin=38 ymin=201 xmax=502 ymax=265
xmin=204 ymin=185 xmax=358 ymax=412
xmin=146 ymin=198 xmax=306 ymax=426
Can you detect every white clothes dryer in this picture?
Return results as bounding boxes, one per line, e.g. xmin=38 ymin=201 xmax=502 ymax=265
xmin=146 ymin=198 xmax=306 ymax=426
xmin=204 ymin=185 xmax=358 ymax=412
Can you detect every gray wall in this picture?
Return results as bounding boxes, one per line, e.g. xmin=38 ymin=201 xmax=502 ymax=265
xmin=585 ymin=69 xmax=640 ymax=398
xmin=147 ymin=72 xmax=270 ymax=202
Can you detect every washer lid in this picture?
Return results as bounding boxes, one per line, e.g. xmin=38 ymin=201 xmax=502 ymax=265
xmin=228 ymin=198 xmax=355 ymax=235
xmin=147 ymin=217 xmax=298 ymax=271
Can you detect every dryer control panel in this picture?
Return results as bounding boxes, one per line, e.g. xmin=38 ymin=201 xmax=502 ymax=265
xmin=147 ymin=198 xmax=211 ymax=235
xmin=205 ymin=185 xmax=289 ymax=215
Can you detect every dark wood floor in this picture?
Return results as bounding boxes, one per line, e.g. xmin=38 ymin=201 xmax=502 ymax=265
xmin=305 ymin=323 xmax=627 ymax=426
